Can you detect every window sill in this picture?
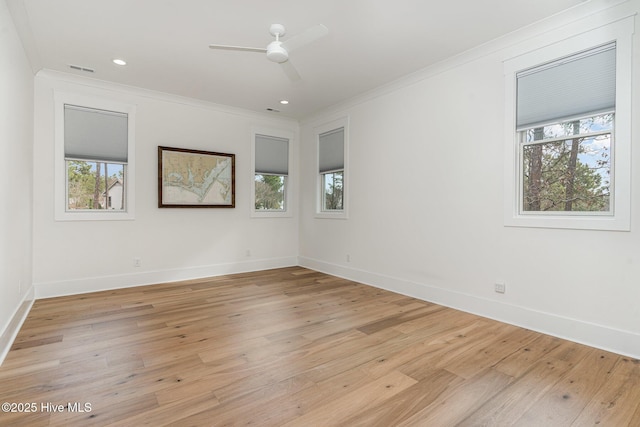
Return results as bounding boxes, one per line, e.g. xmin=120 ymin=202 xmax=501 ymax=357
xmin=504 ymin=213 xmax=629 ymax=232
xmin=55 ymin=210 xmax=135 ymax=221
xmin=251 ymin=210 xmax=292 ymax=219
xmin=315 ymin=211 xmax=348 ymax=220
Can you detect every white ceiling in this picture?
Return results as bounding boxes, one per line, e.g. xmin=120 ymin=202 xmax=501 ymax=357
xmin=9 ymin=0 xmax=587 ymax=119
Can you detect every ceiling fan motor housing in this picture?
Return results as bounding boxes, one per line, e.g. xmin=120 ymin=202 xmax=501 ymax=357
xmin=266 ymin=41 xmax=289 ymax=63
xmin=269 ymin=24 xmax=286 ymax=38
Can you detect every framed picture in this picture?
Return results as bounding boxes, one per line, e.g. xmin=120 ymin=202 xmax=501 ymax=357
xmin=158 ymin=146 xmax=235 ymax=208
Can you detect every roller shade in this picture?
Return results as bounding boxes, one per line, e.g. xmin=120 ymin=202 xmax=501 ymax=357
xmin=64 ymin=104 xmax=129 ymax=162
xmin=319 ymin=127 xmax=344 ymax=173
xmin=255 ymin=134 xmax=289 ymax=175
xmin=516 ymin=42 xmax=616 ymax=130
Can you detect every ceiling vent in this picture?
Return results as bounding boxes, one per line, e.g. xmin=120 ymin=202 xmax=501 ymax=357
xmin=69 ymin=65 xmax=95 ymax=73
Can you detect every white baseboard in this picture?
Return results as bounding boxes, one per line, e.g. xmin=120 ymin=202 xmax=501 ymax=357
xmin=35 ymin=256 xmax=298 ymax=299
xmin=0 ymin=286 xmax=35 ymax=366
xmin=298 ymin=256 xmax=640 ymax=359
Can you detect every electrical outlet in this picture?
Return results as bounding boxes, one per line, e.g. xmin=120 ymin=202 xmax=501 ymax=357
xmin=133 ymin=258 xmax=142 ymax=268
xmin=246 ymin=249 xmax=251 ymax=257
xmin=495 ymin=282 xmax=506 ymax=294
xmin=346 ymin=254 xmax=351 ymax=262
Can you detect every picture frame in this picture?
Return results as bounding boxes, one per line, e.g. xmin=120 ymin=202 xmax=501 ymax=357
xmin=158 ymin=146 xmax=235 ymax=208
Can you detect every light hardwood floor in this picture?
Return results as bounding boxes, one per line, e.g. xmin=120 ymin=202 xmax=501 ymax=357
xmin=0 ymin=267 xmax=638 ymax=426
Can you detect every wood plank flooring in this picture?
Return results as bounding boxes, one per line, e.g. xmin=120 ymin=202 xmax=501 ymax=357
xmin=0 ymin=267 xmax=638 ymax=426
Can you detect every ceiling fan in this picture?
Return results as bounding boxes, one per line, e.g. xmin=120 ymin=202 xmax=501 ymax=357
xmin=209 ymin=23 xmax=328 ymax=81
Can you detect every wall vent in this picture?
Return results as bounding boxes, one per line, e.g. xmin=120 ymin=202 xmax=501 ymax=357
xmin=69 ymin=65 xmax=95 ymax=73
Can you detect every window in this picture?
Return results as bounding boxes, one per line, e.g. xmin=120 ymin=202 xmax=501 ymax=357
xmin=65 ymin=105 xmax=128 ymax=211
xmin=518 ymin=43 xmax=615 ymax=215
xmin=254 ymin=134 xmax=288 ymax=211
xmin=251 ymin=129 xmax=293 ymax=217
xmin=316 ymin=117 xmax=348 ymax=218
xmin=504 ymin=18 xmax=632 ymax=231
xmin=319 ymin=128 xmax=344 ymax=211
xmin=55 ymin=93 xmax=136 ymax=221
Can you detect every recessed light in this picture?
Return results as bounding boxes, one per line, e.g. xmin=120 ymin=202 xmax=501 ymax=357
xmin=280 ymin=100 xmax=289 ymax=105
xmin=112 ymin=59 xmax=127 ymax=66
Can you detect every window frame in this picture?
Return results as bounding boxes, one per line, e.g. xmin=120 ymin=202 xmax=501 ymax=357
xmin=315 ymin=117 xmax=349 ymax=219
xmin=503 ymin=18 xmax=633 ymax=231
xmin=250 ymin=127 xmax=294 ymax=218
xmin=54 ymin=92 xmax=136 ymax=221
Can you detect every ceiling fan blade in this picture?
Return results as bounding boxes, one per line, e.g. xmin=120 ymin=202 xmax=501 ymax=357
xmin=208 ymin=44 xmax=267 ymax=53
xmin=281 ymin=61 xmax=301 ymax=82
xmin=281 ymin=24 xmax=328 ymax=53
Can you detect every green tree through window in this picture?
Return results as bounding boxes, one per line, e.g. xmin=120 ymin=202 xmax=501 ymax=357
xmin=67 ymin=160 xmax=124 ymax=210
xmin=255 ymin=174 xmax=285 ymax=210
xmin=522 ymin=114 xmax=612 ymax=212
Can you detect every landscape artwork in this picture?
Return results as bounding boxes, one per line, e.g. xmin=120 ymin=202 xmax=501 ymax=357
xmin=158 ymin=146 xmax=235 ymax=208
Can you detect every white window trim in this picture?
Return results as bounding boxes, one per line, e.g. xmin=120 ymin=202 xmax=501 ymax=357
xmin=250 ymin=127 xmax=294 ymax=218
xmin=503 ymin=17 xmax=633 ymax=231
xmin=315 ymin=116 xmax=349 ymax=219
xmin=54 ymin=92 xmax=136 ymax=221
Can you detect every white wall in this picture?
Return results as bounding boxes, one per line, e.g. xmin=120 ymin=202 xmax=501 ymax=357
xmin=0 ymin=0 xmax=34 ymax=363
xmin=299 ymin=0 xmax=640 ymax=358
xmin=32 ymin=72 xmax=299 ymax=298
